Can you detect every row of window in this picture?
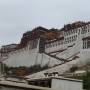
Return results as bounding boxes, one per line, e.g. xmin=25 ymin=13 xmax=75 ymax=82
xmin=0 ymin=53 xmax=8 ymax=57
xmin=64 ymin=29 xmax=79 ymax=36
xmin=83 ymin=39 xmax=90 ymax=49
xmin=64 ymin=35 xmax=77 ymax=44
xmin=81 ymin=26 xmax=90 ymax=34
xmin=45 ymin=35 xmax=78 ymax=48
xmin=45 ymin=40 xmax=63 ymax=48
xmin=64 ymin=25 xmax=90 ymax=36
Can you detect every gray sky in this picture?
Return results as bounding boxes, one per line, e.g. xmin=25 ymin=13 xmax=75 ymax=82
xmin=0 ymin=0 xmax=90 ymax=46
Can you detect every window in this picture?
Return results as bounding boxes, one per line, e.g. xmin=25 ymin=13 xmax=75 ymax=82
xmin=72 ymin=36 xmax=74 ymax=42
xmin=76 ymin=35 xmax=77 ymax=38
xmin=46 ymin=44 xmax=49 ymax=48
xmin=69 ymin=37 xmax=72 ymax=43
xmin=87 ymin=40 xmax=90 ymax=48
xmin=73 ymin=29 xmax=75 ymax=34
xmin=50 ymin=43 xmax=52 ymax=47
xmin=83 ymin=38 xmax=90 ymax=49
xmin=58 ymin=41 xmax=60 ymax=45
xmin=78 ymin=29 xmax=80 ymax=35
xmin=61 ymin=41 xmax=63 ymax=44
xmin=52 ymin=43 xmax=54 ymax=47
xmin=87 ymin=26 xmax=89 ymax=32
xmin=56 ymin=41 xmax=58 ymax=46
xmin=49 ymin=43 xmax=51 ymax=47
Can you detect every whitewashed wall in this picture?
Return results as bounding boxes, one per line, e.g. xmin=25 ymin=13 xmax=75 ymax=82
xmin=3 ymin=39 xmax=60 ymax=67
xmin=51 ymin=79 xmax=83 ymax=90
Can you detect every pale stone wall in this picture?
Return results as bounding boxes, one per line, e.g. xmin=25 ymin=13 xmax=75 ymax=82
xmin=51 ymin=79 xmax=83 ymax=90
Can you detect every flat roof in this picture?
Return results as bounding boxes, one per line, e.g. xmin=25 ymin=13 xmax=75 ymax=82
xmin=0 ymin=80 xmax=53 ymax=90
xmin=27 ymin=76 xmax=82 ymax=83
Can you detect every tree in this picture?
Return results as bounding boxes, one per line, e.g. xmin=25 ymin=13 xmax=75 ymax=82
xmin=83 ymin=71 xmax=90 ymax=90
xmin=70 ymin=65 xmax=78 ymax=73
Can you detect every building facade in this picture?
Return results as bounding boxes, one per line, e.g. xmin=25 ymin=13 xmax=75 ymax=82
xmin=27 ymin=77 xmax=83 ymax=90
xmin=0 ymin=21 xmax=90 ymax=78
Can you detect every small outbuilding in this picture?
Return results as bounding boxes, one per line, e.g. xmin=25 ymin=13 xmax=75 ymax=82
xmin=27 ymin=76 xmax=83 ymax=90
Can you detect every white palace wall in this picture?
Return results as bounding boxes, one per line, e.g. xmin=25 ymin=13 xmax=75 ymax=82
xmin=3 ymin=39 xmax=60 ymax=67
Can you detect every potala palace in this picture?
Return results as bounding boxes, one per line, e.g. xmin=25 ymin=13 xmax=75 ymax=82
xmin=0 ymin=21 xmax=90 ymax=80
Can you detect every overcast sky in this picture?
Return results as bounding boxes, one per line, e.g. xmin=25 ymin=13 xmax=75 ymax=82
xmin=0 ymin=0 xmax=90 ymax=46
